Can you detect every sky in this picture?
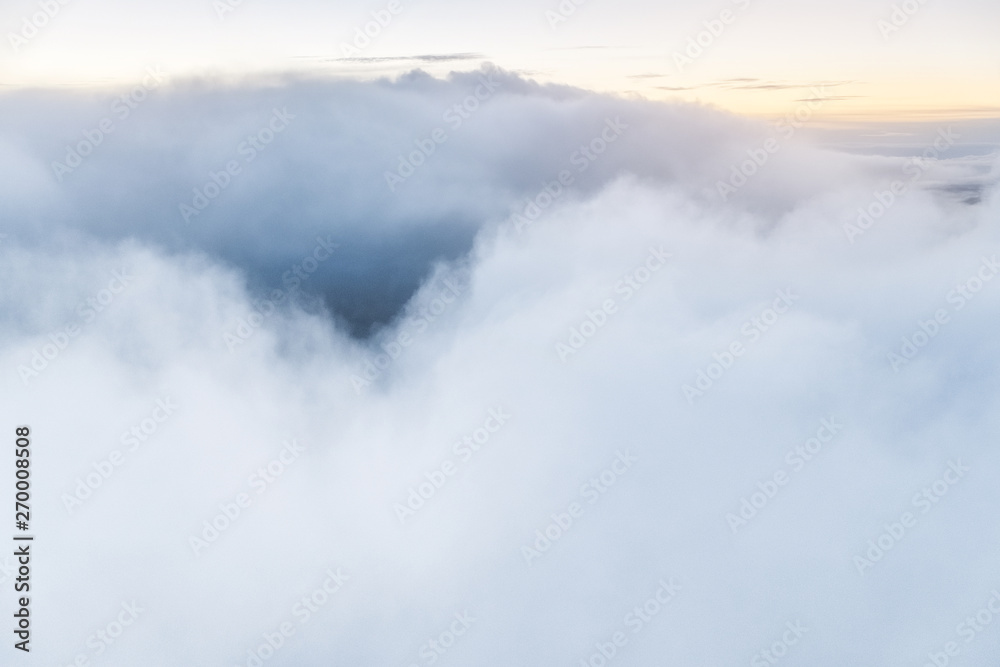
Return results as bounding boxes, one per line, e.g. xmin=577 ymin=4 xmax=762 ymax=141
xmin=1 ymin=2 xmax=1000 ymax=667
xmin=2 ymin=0 xmax=999 ymax=119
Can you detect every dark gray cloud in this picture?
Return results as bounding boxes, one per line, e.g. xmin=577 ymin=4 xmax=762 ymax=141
xmin=0 ymin=66 xmax=758 ymax=336
xmin=334 ymin=52 xmax=486 ymax=63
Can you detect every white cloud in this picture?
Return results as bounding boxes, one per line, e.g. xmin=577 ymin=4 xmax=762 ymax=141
xmin=2 ymin=70 xmax=1000 ymax=665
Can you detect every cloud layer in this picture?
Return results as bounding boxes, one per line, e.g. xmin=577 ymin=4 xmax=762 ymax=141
xmin=2 ymin=69 xmax=1000 ymax=666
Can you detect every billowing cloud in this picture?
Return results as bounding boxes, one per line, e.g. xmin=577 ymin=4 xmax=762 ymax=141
xmin=2 ymin=68 xmax=1000 ymax=666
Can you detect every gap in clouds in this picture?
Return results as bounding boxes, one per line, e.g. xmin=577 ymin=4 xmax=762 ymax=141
xmin=0 ymin=65 xmax=770 ymax=339
xmin=1 ymin=66 xmax=997 ymax=343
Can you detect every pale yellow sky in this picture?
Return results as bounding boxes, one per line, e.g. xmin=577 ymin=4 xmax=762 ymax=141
xmin=1 ymin=0 xmax=997 ymax=122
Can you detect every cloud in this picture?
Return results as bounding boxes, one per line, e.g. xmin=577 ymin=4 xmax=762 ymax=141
xmin=2 ymin=67 xmax=1000 ymax=666
xmin=0 ymin=65 xmax=762 ymax=335
xmin=324 ymin=53 xmax=487 ymax=64
xmin=795 ymin=96 xmax=863 ymax=103
xmin=681 ymin=79 xmax=856 ymax=92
